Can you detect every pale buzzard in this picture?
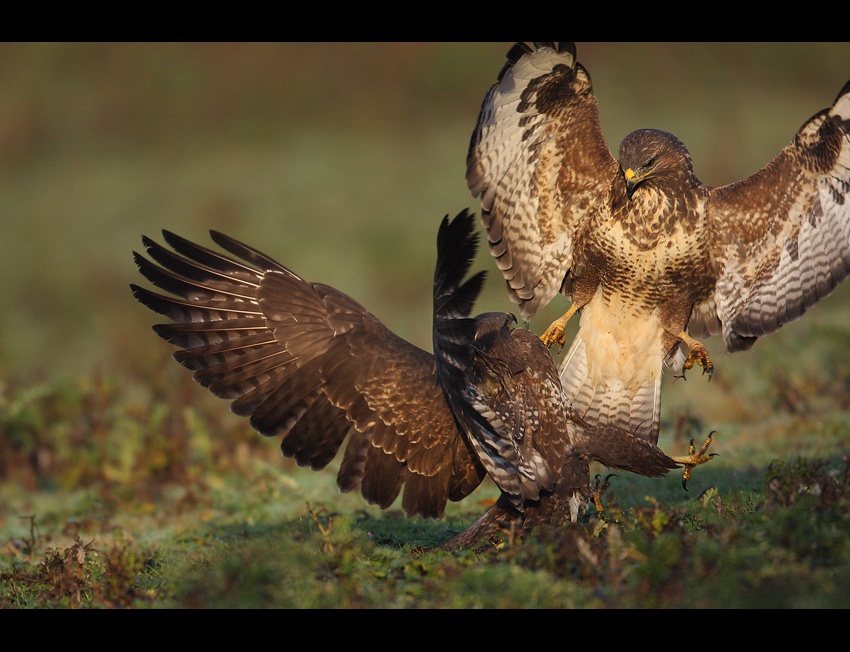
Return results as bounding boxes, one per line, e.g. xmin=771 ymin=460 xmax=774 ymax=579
xmin=467 ymin=42 xmax=850 ymax=443
xmin=131 ymin=210 xmax=693 ymax=546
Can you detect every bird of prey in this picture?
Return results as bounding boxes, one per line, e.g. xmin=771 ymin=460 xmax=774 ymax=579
xmin=131 ymin=210 xmax=698 ymax=547
xmin=467 ymin=42 xmax=850 ymax=443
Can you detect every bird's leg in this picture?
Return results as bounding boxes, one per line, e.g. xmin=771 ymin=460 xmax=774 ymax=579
xmin=541 ymin=303 xmax=580 ymax=350
xmin=671 ymin=432 xmax=718 ymax=490
xmin=591 ymin=473 xmax=616 ymax=514
xmin=678 ymin=331 xmax=714 ymax=378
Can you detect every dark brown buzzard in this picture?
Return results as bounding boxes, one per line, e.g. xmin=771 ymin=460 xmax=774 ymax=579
xmin=131 ymin=210 xmax=692 ymax=547
xmin=467 ymin=42 xmax=850 ymax=443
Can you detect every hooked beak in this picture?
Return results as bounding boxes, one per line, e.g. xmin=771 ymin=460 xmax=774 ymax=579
xmin=624 ymin=167 xmax=648 ymax=199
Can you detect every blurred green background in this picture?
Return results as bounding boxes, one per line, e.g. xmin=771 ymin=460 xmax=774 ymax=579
xmin=2 ymin=41 xmax=849 ymax=432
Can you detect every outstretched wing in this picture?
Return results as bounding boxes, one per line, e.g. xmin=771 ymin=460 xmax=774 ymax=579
xmin=130 ymin=228 xmax=485 ymax=519
xmin=466 ymin=41 xmax=618 ymax=320
xmin=692 ymin=79 xmax=850 ymax=352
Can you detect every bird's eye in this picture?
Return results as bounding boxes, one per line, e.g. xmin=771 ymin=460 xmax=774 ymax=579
xmin=647 ymin=157 xmax=656 ymax=167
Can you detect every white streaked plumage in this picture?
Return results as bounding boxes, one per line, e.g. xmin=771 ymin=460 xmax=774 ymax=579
xmin=468 ymin=42 xmax=850 ymax=443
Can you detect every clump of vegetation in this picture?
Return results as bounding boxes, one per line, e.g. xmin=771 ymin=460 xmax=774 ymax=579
xmin=764 ymin=456 xmax=850 ymax=508
xmin=1 ymin=519 xmax=157 ymax=608
xmin=503 ymin=454 xmax=850 ymax=608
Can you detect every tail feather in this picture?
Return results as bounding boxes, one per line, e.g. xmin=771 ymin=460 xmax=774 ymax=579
xmin=442 ymin=498 xmax=522 ymax=549
xmin=559 ymin=335 xmax=661 ymax=444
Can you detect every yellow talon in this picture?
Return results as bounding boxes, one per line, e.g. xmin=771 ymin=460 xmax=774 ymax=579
xmin=679 ymin=332 xmax=714 ymax=377
xmin=541 ymin=303 xmax=580 ymax=350
xmin=672 ymin=431 xmax=718 ymax=490
xmin=541 ymin=320 xmax=566 ymax=349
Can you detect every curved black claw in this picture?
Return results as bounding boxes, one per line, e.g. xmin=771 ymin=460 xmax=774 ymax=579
xmin=674 ymin=432 xmax=718 ymax=491
xmin=682 ymin=341 xmax=714 ymax=382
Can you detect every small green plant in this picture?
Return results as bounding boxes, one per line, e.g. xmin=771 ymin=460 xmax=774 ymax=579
xmin=1 ymin=524 xmax=157 ymax=608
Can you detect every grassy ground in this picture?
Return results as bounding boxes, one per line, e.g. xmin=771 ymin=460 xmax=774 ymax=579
xmin=2 ymin=42 xmax=850 ymax=608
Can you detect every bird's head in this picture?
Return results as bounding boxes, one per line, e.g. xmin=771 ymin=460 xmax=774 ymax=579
xmin=473 ymin=311 xmax=517 ymax=339
xmin=619 ymin=129 xmax=693 ymax=200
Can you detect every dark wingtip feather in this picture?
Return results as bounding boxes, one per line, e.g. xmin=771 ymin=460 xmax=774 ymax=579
xmin=498 ymin=42 xmax=576 ymax=82
xmin=209 ymin=229 xmax=291 ymax=274
xmin=433 ymin=209 xmax=485 ymax=320
xmin=833 ymin=77 xmax=850 ymax=107
xmin=129 ymin=282 xmax=151 ymax=303
xmin=130 ymin=283 xmax=169 ymax=317
xmin=130 ymin=282 xmax=188 ymax=320
xmin=133 ymin=250 xmax=194 ymax=299
xmin=158 ymin=229 xmax=265 ymax=278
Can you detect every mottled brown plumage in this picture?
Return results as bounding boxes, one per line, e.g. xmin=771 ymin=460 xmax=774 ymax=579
xmin=132 ymin=210 xmax=680 ymax=546
xmin=468 ymin=42 xmax=850 ymax=443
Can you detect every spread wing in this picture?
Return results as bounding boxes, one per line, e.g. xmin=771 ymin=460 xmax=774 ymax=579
xmin=130 ymin=228 xmax=485 ymax=519
xmin=691 ymin=79 xmax=850 ymax=352
xmin=466 ymin=41 xmax=618 ymax=320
